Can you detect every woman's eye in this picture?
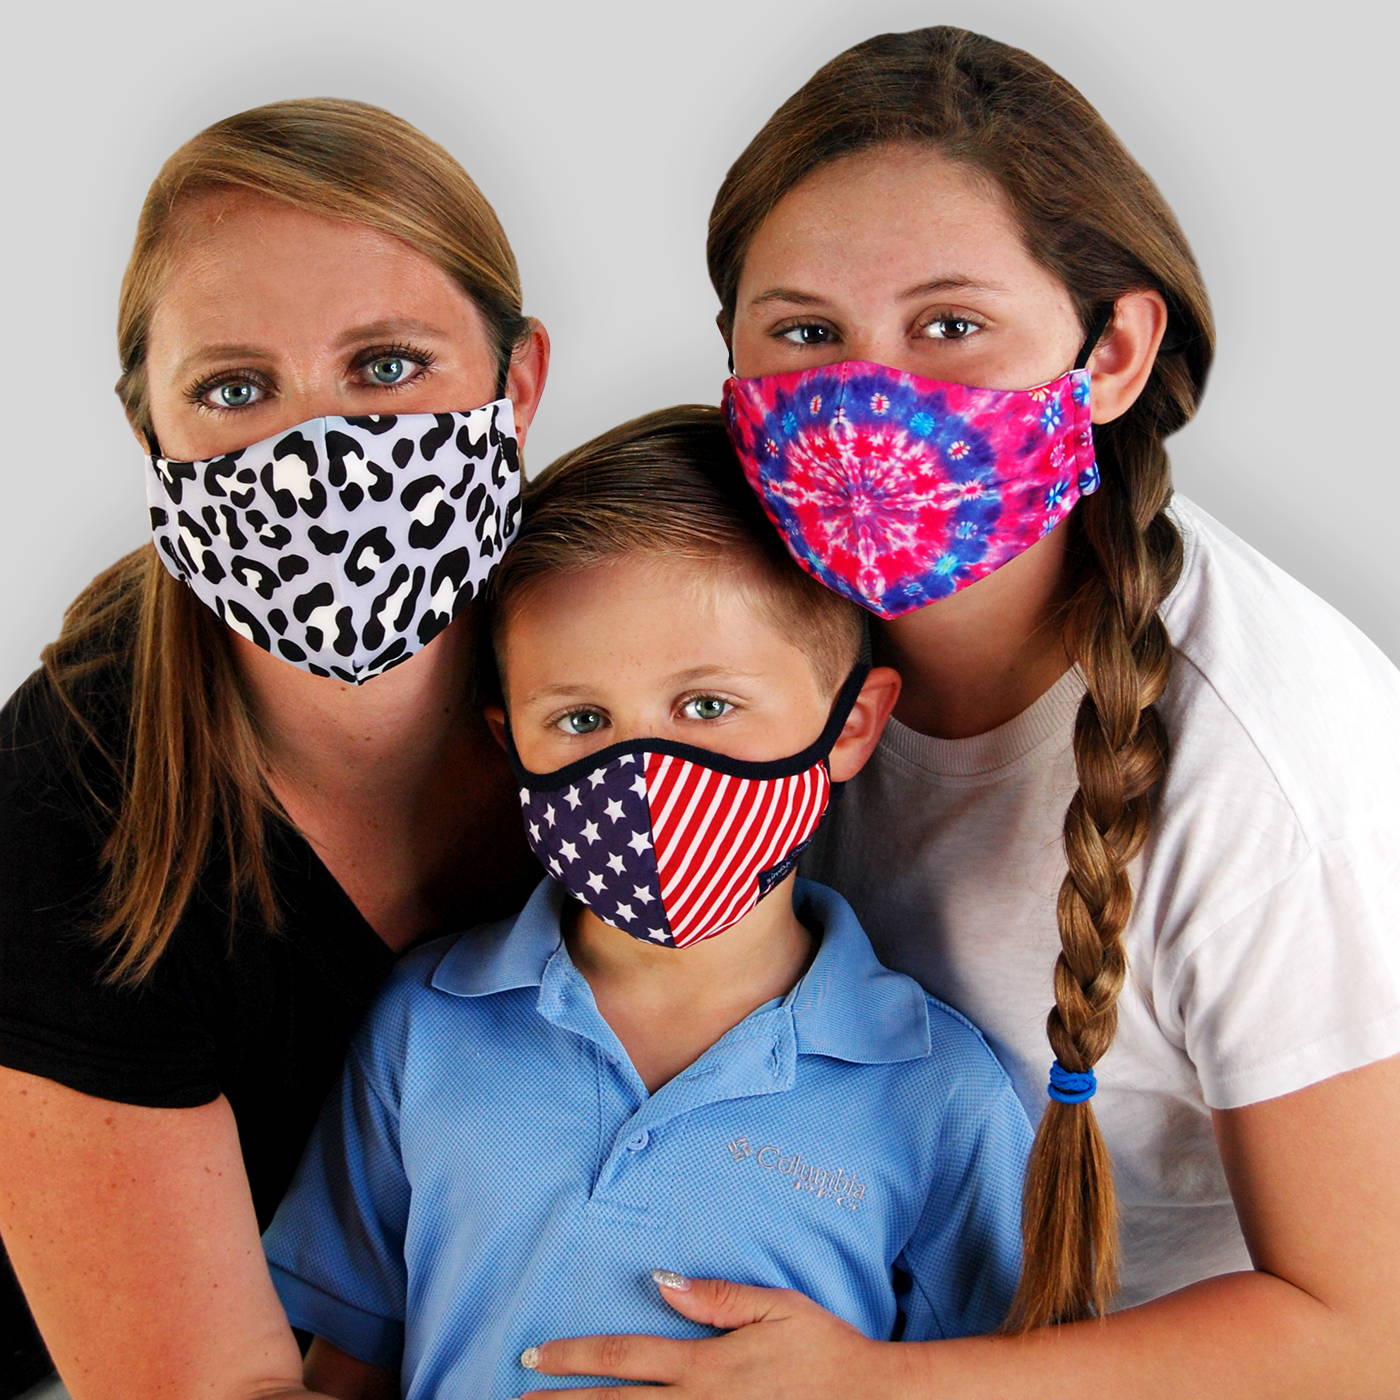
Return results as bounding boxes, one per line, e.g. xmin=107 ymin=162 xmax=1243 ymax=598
xmin=365 ymin=355 xmax=411 ymax=385
xmin=555 ymin=709 xmax=605 ymax=736
xmin=200 ymin=380 xmax=264 ymax=411
xmin=921 ymin=316 xmax=981 ymax=340
xmin=776 ymin=322 xmax=835 ymax=347
xmin=681 ymin=696 xmax=732 ymax=721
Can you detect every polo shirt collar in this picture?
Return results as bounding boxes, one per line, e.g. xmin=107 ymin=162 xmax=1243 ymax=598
xmin=783 ymin=879 xmax=931 ymax=1065
xmin=431 ymin=876 xmax=567 ymax=997
xmin=430 ymin=876 xmax=931 ymax=1067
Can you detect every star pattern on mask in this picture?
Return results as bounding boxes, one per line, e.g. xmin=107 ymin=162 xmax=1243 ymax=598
xmin=518 ymin=751 xmax=672 ymax=947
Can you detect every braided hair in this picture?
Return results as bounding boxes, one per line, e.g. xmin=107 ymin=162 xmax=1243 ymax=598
xmin=707 ymin=25 xmax=1212 ymax=1327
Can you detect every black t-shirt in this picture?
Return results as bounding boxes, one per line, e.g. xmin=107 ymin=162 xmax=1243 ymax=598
xmin=0 ymin=666 xmax=397 ymax=1395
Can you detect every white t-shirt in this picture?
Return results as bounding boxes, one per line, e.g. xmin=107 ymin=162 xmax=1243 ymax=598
xmin=803 ymin=495 xmax=1400 ymax=1309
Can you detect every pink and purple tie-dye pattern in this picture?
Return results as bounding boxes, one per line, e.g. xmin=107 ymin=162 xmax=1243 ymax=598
xmin=722 ymin=360 xmax=1098 ymax=618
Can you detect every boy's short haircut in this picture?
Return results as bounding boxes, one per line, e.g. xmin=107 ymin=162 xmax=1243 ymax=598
xmin=490 ymin=404 xmax=864 ymax=693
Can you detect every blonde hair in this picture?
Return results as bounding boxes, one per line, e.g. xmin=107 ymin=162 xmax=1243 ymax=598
xmin=708 ymin=27 xmax=1212 ymax=1329
xmin=45 ymin=97 xmax=530 ymax=984
xmin=490 ymin=404 xmax=864 ymax=695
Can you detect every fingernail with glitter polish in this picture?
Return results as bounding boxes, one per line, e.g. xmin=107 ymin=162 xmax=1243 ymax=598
xmin=651 ymin=1268 xmax=692 ymax=1291
xmin=520 ymin=1345 xmax=541 ymax=1369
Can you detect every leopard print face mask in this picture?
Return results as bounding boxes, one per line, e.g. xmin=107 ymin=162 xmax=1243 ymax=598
xmin=145 ymin=400 xmax=520 ymax=683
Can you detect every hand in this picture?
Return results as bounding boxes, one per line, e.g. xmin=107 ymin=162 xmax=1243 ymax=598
xmin=513 ymin=1271 xmax=912 ymax=1399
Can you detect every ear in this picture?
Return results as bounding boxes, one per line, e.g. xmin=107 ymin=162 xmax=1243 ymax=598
xmin=482 ymin=703 xmax=510 ymax=753
xmin=1085 ymin=289 xmax=1168 ymax=425
xmin=715 ymin=309 xmax=735 ymax=374
xmin=827 ymin=666 xmax=900 ymax=783
xmin=505 ymin=318 xmax=551 ymax=448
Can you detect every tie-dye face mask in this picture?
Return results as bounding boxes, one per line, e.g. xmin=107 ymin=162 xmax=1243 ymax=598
xmin=145 ymin=401 xmax=520 ymax=683
xmin=722 ymin=362 xmax=1098 ymax=619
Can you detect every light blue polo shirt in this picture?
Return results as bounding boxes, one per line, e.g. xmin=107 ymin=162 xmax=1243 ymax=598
xmin=264 ymin=878 xmax=1031 ymax=1398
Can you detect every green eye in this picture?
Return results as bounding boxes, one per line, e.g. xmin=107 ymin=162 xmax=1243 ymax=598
xmin=206 ymin=381 xmax=259 ymax=409
xmin=557 ymin=709 xmax=604 ymax=735
xmin=682 ymin=696 xmax=731 ymax=721
xmin=368 ymin=356 xmax=407 ymax=384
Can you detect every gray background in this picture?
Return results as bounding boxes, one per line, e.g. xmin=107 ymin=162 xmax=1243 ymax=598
xmin=3 ymin=0 xmax=1396 ymax=700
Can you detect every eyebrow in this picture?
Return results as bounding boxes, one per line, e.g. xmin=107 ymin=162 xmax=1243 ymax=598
xmin=750 ymin=277 xmax=1008 ymax=308
xmin=515 ymin=666 xmax=765 ymax=708
xmin=172 ymin=319 xmax=453 ymax=379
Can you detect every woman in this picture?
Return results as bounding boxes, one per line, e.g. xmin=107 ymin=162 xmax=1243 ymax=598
xmin=0 ymin=98 xmax=547 ymax=1398
xmin=516 ymin=26 xmax=1400 ymax=1399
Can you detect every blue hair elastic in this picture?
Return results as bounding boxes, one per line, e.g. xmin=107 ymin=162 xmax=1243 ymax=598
xmin=1047 ymin=1059 xmax=1097 ymax=1104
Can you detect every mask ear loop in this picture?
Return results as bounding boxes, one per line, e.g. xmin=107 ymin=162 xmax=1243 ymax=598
xmin=1074 ymin=303 xmax=1116 ymax=372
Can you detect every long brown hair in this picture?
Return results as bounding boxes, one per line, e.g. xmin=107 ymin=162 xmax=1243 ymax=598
xmin=708 ymin=27 xmax=1213 ymax=1329
xmin=44 ymin=97 xmax=531 ymax=985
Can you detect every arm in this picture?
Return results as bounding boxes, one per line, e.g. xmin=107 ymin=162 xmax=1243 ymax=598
xmin=0 ymin=1065 xmax=328 ymax=1400
xmin=513 ymin=1053 xmax=1400 ymax=1398
xmin=303 ymin=1338 xmax=398 ymax=1400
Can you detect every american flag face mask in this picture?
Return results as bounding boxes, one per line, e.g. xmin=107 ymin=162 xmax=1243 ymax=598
xmin=505 ymin=666 xmax=867 ymax=948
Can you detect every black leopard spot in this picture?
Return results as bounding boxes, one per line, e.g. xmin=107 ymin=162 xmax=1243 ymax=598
xmin=229 ymin=556 xmax=280 ymax=600
xmin=430 ymin=546 xmax=472 ymax=595
xmin=418 ymin=414 xmax=455 ymax=461
xmin=267 ymin=609 xmax=289 ymax=635
xmin=392 ymin=437 xmax=415 ymax=469
xmin=201 ymin=454 xmax=245 ymax=500
xmin=329 ymin=605 xmax=357 ymax=658
xmin=214 ymin=504 xmax=249 ymax=550
xmin=473 ymin=503 xmax=500 ymax=552
xmin=324 ymin=430 xmax=365 ymax=487
xmin=463 ymin=481 xmax=486 ymax=520
xmin=390 ymin=565 xmax=427 ymax=633
xmin=149 ymin=507 xmax=168 ymax=529
xmin=256 ymin=522 xmax=293 ymax=550
xmin=219 ymin=597 xmax=271 ymax=651
xmin=155 ymin=459 xmax=197 ymax=506
xmin=365 ymin=637 xmax=410 ymax=674
xmin=401 ymin=476 xmax=455 ymax=550
xmin=172 ymin=511 xmax=226 ymax=585
xmin=360 ymin=563 xmax=409 ymax=653
xmin=495 ymin=434 xmax=520 ymax=485
xmin=454 ymin=418 xmax=492 ymax=462
xmin=346 ymin=526 xmax=395 ymax=586
xmin=262 ymin=433 xmax=328 ymax=520
xmin=277 ymin=554 xmax=309 ymax=582
xmin=230 ymin=485 xmax=257 ymax=510
xmin=366 ymin=461 xmax=394 ymax=503
xmin=308 ymin=526 xmax=349 ymax=556
xmin=292 ymin=581 xmax=334 ymax=624
xmin=277 ymin=638 xmax=308 ymax=664
xmin=342 ymin=414 xmax=397 ymax=434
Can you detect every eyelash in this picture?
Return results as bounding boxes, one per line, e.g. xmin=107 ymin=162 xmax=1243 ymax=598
xmin=183 ymin=342 xmax=439 ymax=415
xmin=548 ymin=694 xmax=737 ymax=736
xmin=769 ymin=314 xmax=985 ymax=346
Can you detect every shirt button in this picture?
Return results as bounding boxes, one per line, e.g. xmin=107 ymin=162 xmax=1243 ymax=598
xmin=627 ymin=1131 xmax=650 ymax=1152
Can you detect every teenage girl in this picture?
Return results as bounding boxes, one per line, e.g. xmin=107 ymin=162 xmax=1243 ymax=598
xmin=514 ymin=26 xmax=1400 ymax=1399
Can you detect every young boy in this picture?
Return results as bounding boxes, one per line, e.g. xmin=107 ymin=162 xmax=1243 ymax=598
xmin=262 ymin=406 xmax=1033 ymax=1399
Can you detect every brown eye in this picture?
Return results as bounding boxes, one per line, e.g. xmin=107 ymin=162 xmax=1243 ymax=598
xmin=922 ymin=317 xmax=980 ymax=340
xmin=777 ymin=322 xmax=836 ymax=346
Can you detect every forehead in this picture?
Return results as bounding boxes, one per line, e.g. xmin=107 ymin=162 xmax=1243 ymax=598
xmin=147 ymin=191 xmax=483 ymax=354
xmin=737 ymin=143 xmax=1047 ymax=301
xmin=501 ymin=553 xmax=805 ymax=673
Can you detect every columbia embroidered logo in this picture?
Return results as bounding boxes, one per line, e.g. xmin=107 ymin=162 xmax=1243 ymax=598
xmin=725 ymin=1137 xmax=867 ymax=1211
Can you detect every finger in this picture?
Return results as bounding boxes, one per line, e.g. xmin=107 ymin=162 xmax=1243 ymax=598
xmin=518 ymin=1331 xmax=696 ymax=1381
xmin=513 ymin=1389 xmax=669 ymax=1400
xmin=652 ymin=1270 xmax=797 ymax=1329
